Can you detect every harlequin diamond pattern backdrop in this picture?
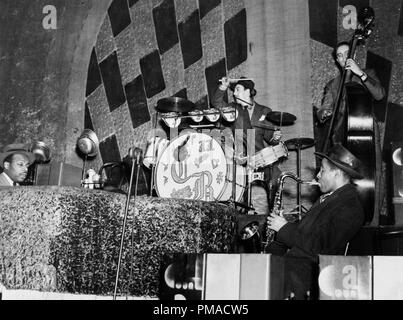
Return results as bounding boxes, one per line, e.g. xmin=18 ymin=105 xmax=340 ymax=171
xmin=85 ymin=0 xmax=247 ymax=169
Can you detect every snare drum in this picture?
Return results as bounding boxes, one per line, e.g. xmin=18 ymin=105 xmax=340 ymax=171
xmin=154 ymin=132 xmax=228 ymax=201
xmin=252 ymin=142 xmax=288 ymax=169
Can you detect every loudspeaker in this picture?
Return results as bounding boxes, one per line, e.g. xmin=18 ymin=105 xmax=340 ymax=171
xmin=35 ymin=162 xmax=82 ymax=187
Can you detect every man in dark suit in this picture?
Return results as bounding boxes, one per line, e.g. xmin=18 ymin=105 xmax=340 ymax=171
xmin=267 ymin=143 xmax=365 ymax=261
xmin=266 ymin=144 xmax=365 ymax=299
xmin=316 ymin=41 xmax=385 ymax=146
xmin=212 ymin=77 xmax=283 ymax=211
xmin=0 ymin=143 xmax=35 ymax=186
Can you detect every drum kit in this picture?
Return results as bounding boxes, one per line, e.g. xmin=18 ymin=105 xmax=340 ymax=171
xmin=145 ymin=96 xmax=316 ymax=214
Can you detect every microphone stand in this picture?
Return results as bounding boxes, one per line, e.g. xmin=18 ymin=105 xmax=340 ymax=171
xmin=149 ymin=113 xmax=158 ymax=196
xmin=113 ymin=148 xmax=142 ymax=300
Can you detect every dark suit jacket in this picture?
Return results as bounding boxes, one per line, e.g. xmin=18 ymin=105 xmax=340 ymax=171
xmin=277 ymin=184 xmax=365 ymax=263
xmin=212 ymin=88 xmax=276 ymax=153
xmin=316 ymin=69 xmax=385 ymax=144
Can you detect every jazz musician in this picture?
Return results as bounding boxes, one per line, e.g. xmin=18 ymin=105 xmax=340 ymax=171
xmin=0 ymin=143 xmax=35 ymax=186
xmin=212 ymin=77 xmax=282 ymax=208
xmin=316 ymin=41 xmax=385 ymax=146
xmin=266 ymin=144 xmax=365 ymax=298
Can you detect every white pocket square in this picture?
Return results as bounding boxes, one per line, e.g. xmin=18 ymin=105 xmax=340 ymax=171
xmin=259 ymin=115 xmax=266 ymax=121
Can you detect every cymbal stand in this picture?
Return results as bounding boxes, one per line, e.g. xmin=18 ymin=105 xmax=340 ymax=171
xmin=294 ymin=143 xmax=308 ymax=220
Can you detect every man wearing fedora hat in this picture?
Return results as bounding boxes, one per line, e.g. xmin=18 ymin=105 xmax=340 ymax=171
xmin=266 ymin=144 xmax=365 ymax=299
xmin=0 ymin=143 xmax=35 ymax=186
xmin=267 ymin=143 xmax=365 ymax=261
xmin=212 ymin=76 xmax=283 ymax=210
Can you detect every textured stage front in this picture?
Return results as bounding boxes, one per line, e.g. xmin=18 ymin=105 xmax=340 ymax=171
xmin=0 ymin=186 xmax=236 ymax=298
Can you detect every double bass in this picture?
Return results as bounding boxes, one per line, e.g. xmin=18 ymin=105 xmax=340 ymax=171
xmin=321 ymin=7 xmax=378 ymax=224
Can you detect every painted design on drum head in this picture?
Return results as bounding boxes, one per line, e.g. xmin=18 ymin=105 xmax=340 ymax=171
xmin=154 ymin=133 xmax=228 ymax=201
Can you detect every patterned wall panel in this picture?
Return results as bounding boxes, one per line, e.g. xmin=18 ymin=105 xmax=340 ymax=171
xmin=85 ymin=0 xmax=247 ymax=166
xmin=108 ymin=0 xmax=132 ymax=37
xmin=309 ymin=0 xmax=338 ymax=48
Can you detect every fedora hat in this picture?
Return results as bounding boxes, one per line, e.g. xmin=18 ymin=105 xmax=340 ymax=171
xmin=0 ymin=143 xmax=35 ymax=168
xmin=315 ymin=143 xmax=363 ymax=179
xmin=229 ymin=77 xmax=257 ymax=96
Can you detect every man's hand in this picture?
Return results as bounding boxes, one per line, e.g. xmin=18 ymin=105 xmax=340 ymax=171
xmin=345 ymin=58 xmax=364 ymax=77
xmin=319 ymin=109 xmax=333 ymax=122
xmin=266 ymin=212 xmax=288 ymax=232
xmin=270 ymin=129 xmax=282 ymax=143
xmin=219 ymin=77 xmax=230 ymax=91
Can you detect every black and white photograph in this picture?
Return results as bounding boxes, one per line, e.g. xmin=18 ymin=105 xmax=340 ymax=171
xmin=1 ymin=0 xmax=403 ymax=309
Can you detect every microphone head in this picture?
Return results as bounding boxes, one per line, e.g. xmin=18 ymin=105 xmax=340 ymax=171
xmin=128 ymin=147 xmax=143 ymax=161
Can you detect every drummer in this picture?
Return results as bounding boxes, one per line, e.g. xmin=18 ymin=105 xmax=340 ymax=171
xmin=212 ymin=76 xmax=283 ymax=208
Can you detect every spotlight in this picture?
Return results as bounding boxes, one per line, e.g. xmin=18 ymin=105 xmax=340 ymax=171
xmin=76 ymin=129 xmax=99 ymax=157
xmin=76 ymin=129 xmax=99 ymax=186
xmin=30 ymin=141 xmax=51 ymax=163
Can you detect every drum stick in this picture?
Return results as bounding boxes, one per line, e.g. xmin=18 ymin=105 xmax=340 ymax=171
xmin=219 ymin=78 xmax=254 ymax=83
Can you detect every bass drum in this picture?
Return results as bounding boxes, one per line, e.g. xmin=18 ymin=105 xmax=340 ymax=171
xmin=154 ymin=132 xmax=228 ymax=201
xmin=216 ymin=163 xmax=246 ymax=203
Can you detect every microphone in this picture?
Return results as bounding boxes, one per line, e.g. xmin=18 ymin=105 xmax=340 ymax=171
xmin=128 ymin=147 xmax=143 ymax=164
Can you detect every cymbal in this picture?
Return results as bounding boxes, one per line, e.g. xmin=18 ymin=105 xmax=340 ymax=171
xmin=156 ymin=97 xmax=196 ymax=113
xmin=266 ymin=111 xmax=297 ymax=125
xmin=285 ymin=137 xmax=315 ymax=151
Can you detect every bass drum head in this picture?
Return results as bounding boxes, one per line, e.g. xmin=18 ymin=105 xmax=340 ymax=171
xmin=154 ymin=132 xmax=228 ymax=201
xmin=216 ymin=163 xmax=246 ymax=203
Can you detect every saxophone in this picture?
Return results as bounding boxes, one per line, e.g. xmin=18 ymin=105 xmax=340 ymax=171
xmin=263 ymin=172 xmax=316 ymax=253
xmin=239 ymin=172 xmax=319 ymax=253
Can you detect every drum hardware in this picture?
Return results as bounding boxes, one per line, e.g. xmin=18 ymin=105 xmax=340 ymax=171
xmin=161 ymin=112 xmax=182 ymax=128
xmin=285 ymin=137 xmax=316 ymax=218
xmin=266 ymin=111 xmax=297 ymax=126
xmin=250 ymin=172 xmax=264 ymax=182
xmin=160 ymin=109 xmax=238 ymax=123
xmin=189 ymin=124 xmax=215 ymax=129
